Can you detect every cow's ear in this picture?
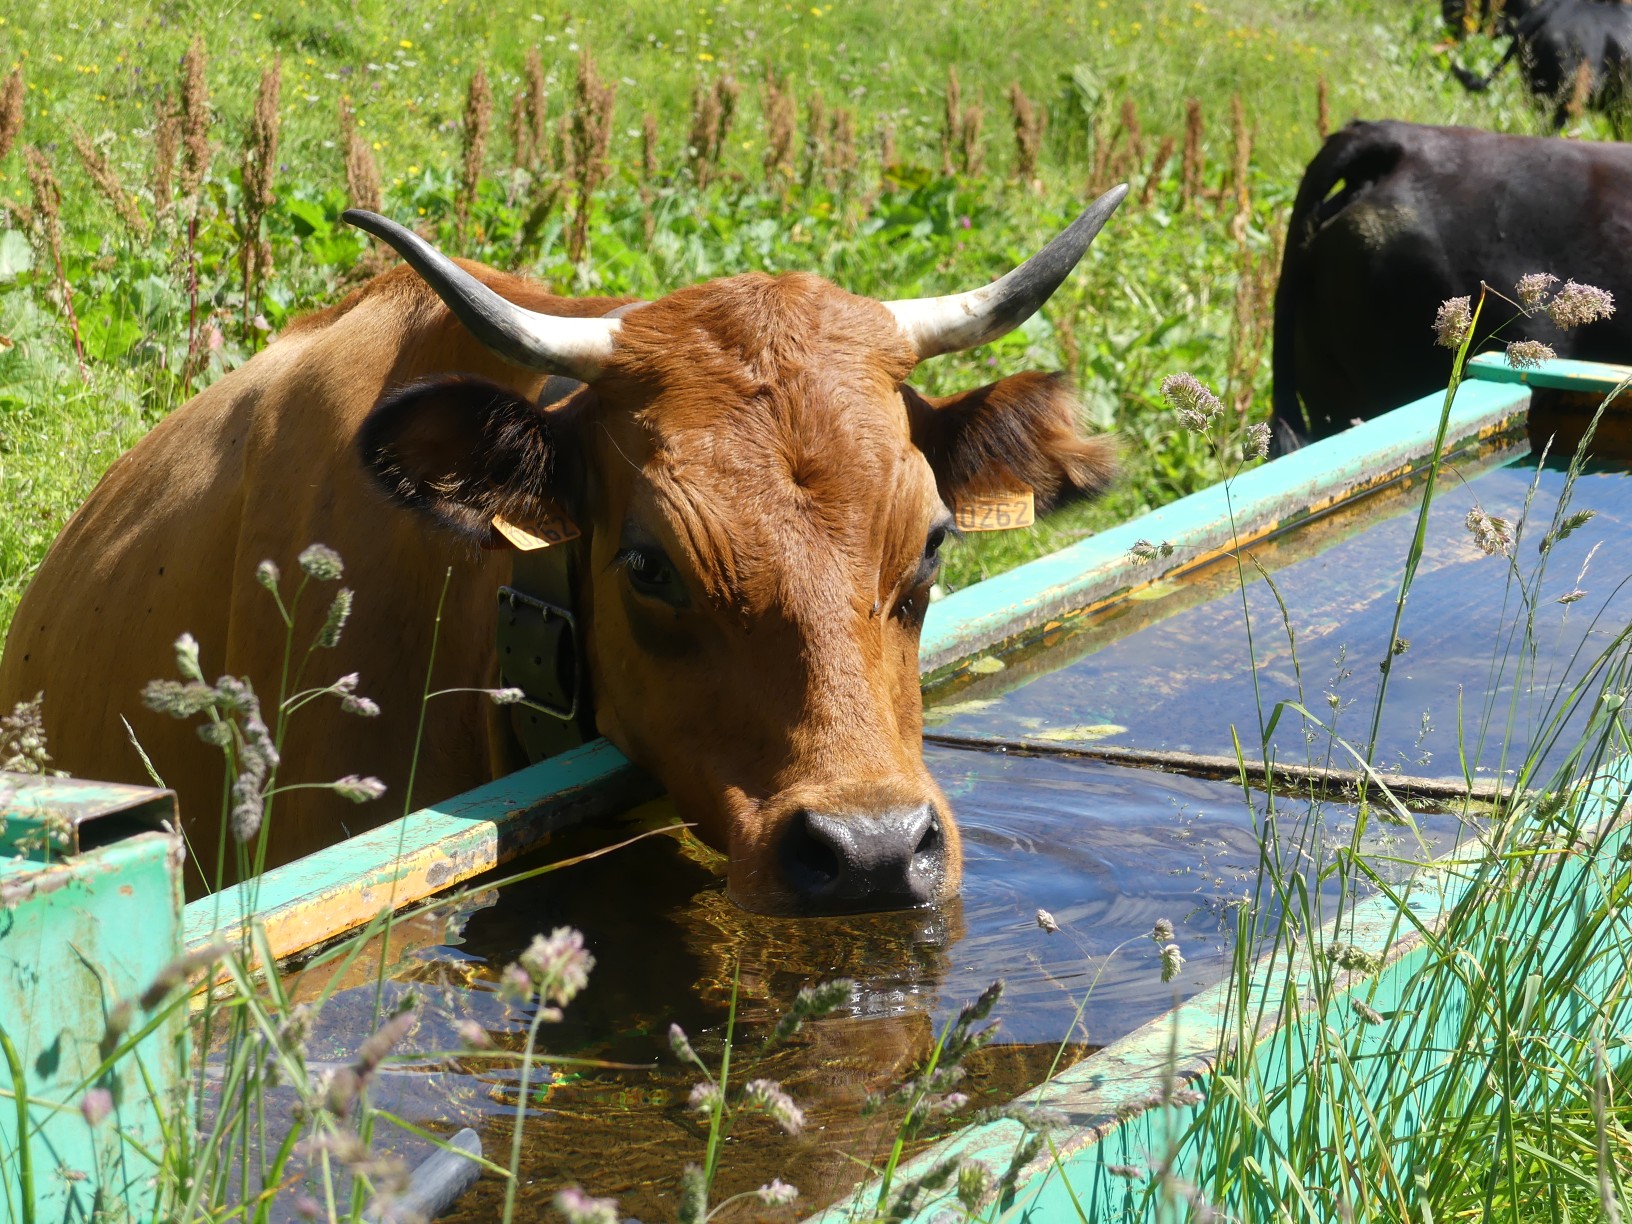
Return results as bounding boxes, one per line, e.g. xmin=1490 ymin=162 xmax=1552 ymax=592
xmin=907 ymin=371 xmax=1117 ymax=518
xmin=357 ymin=375 xmax=582 ymax=544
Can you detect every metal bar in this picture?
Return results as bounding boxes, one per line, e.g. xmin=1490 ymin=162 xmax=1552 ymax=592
xmin=922 ymin=731 xmax=1503 ymax=805
xmin=1465 ymin=351 xmax=1632 ymax=392
xmin=183 ymin=740 xmax=651 ymax=956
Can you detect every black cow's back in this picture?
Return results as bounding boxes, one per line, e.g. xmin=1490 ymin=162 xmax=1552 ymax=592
xmin=1271 ymin=120 xmax=1632 ymax=449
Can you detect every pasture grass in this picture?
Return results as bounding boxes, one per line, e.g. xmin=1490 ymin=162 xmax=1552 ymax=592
xmin=0 ymin=0 xmax=1607 ymax=631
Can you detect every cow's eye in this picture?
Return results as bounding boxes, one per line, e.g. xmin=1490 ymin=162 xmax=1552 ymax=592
xmin=925 ymin=524 xmax=950 ymax=562
xmin=616 ymin=545 xmax=685 ymax=604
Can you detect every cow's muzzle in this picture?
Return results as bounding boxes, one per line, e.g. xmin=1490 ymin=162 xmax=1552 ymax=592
xmin=780 ymin=804 xmax=947 ymax=913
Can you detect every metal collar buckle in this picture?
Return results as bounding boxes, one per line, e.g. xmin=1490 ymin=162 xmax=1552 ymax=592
xmin=497 ymin=585 xmax=580 ymax=723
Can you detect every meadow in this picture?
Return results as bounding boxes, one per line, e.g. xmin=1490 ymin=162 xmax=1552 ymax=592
xmin=4 ymin=2 xmax=1632 ymax=1222
xmin=0 ymin=0 xmax=1587 ymax=632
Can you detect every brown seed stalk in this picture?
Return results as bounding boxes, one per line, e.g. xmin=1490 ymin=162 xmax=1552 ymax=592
xmin=459 ymin=65 xmax=493 ymax=234
xmin=688 ymin=79 xmax=722 ymax=186
xmin=1316 ymin=75 xmax=1330 ymax=141
xmin=339 ymin=99 xmax=381 ymax=213
xmin=240 ymin=59 xmax=281 ymax=333
xmin=802 ymin=91 xmax=827 ymax=189
xmin=0 ymin=68 xmax=23 ymax=163
xmin=567 ymin=48 xmax=616 ymax=266
xmin=150 ymin=89 xmax=180 ymax=214
xmin=71 ymin=127 xmax=148 ymax=238
xmin=511 ymin=46 xmax=549 ymax=174
xmin=1140 ymin=134 xmax=1175 ymax=207
xmin=1180 ymin=96 xmax=1203 ymax=212
xmin=878 ymin=120 xmax=897 ymax=172
xmin=942 ymin=66 xmax=961 ymax=177
xmin=958 ymin=102 xmax=984 ymax=176
xmin=1008 ymin=83 xmax=1045 ymax=187
xmin=23 ymin=147 xmax=87 ymax=377
xmin=762 ymin=68 xmax=795 ymax=181
xmin=1228 ymin=93 xmax=1252 ymax=239
xmin=1565 ymin=58 xmax=1593 ymax=124
xmin=640 ymin=111 xmax=658 ymax=239
xmin=830 ymin=105 xmax=856 ymax=192
xmin=177 ymin=35 xmax=211 ymax=205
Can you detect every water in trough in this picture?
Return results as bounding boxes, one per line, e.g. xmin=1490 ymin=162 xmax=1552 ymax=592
xmin=274 ymin=449 xmax=1630 ymax=1221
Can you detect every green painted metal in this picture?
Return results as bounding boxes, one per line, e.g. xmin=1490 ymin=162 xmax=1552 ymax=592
xmin=183 ymin=739 xmax=651 ymax=956
xmin=0 ymin=773 xmax=186 ymax=1224
xmin=1466 ymin=351 xmax=1632 ymax=392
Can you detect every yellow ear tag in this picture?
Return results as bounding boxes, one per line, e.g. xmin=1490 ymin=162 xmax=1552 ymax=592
xmin=953 ymin=489 xmax=1035 ymax=532
xmin=492 ymin=510 xmax=581 ymax=551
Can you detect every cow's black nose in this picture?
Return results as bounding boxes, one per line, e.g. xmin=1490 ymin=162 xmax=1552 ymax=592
xmin=781 ymin=805 xmax=946 ymax=912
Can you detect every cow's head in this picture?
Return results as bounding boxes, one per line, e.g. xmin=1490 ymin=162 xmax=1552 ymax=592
xmin=347 ymin=190 xmax=1123 ymax=915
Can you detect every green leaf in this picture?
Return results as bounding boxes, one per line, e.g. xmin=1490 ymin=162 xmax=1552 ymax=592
xmin=0 ymin=231 xmax=33 ymax=282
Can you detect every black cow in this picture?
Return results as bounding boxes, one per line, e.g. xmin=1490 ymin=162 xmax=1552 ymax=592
xmin=1271 ymin=120 xmax=1632 ymax=451
xmin=1445 ymin=0 xmax=1632 ymax=130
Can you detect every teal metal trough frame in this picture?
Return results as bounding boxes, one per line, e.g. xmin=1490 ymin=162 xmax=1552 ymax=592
xmin=138 ymin=354 xmax=1624 ymax=1218
xmin=0 ymin=775 xmax=185 ymax=1224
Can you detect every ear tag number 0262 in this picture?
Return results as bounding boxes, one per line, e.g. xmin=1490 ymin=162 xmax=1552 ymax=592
xmin=492 ymin=510 xmax=581 ymax=551
xmin=953 ymin=490 xmax=1035 ymax=532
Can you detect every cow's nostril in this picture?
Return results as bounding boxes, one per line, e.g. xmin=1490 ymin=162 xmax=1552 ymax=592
xmin=782 ymin=805 xmax=945 ymax=913
xmin=783 ymin=814 xmax=843 ymax=893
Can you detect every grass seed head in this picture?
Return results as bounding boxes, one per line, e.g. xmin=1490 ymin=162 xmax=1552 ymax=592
xmin=1505 ymin=339 xmax=1556 ymax=369
xmin=757 ymin=1179 xmax=799 ymax=1206
xmin=0 ymin=68 xmax=23 ymax=163
xmin=1546 ymin=280 xmax=1615 ymax=329
xmin=1515 ymin=271 xmax=1558 ymax=311
xmin=177 ymin=36 xmax=211 ymax=203
xmin=1433 ymin=295 xmax=1472 ymax=349
xmin=0 ymin=694 xmax=52 ymax=774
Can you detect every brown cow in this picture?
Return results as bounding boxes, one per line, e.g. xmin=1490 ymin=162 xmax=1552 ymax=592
xmin=0 ymin=188 xmax=1124 ymax=915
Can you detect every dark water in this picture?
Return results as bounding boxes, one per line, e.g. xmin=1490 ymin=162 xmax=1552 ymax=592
xmin=270 ymin=452 xmax=1628 ymax=1220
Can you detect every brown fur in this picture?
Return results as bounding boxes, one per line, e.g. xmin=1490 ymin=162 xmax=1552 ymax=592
xmin=0 ymin=258 xmax=1115 ymax=914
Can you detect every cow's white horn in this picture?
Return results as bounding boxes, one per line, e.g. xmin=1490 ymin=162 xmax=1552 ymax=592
xmin=342 ymin=209 xmax=620 ymax=381
xmin=883 ymin=184 xmax=1128 ymax=361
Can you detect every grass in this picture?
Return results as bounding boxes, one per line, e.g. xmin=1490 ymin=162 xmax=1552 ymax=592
xmin=0 ymin=0 xmax=1613 ymax=632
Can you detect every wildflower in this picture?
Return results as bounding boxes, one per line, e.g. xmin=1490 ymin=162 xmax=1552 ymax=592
xmin=1433 ymin=296 xmax=1472 ymax=349
xmin=315 ymin=588 xmax=353 ymax=648
xmin=297 ymin=543 xmax=344 ymax=581
xmin=555 ymin=1186 xmax=620 ymax=1224
xmin=79 ymin=1088 xmax=113 ymax=1126
xmin=1245 ymin=420 xmax=1271 ymax=459
xmin=1504 ymin=339 xmax=1556 ymax=369
xmin=1151 ymin=917 xmax=1175 ymax=943
xmin=517 ymin=927 xmax=595 ymax=1009
xmin=256 ymin=559 xmax=280 ymax=591
xmin=771 ymin=978 xmax=854 ymax=1041
xmin=1515 ymin=272 xmax=1557 ymax=310
xmin=1161 ymin=372 xmax=1223 ymax=432
xmin=743 ymin=1078 xmax=805 ymax=1135
xmin=1325 ymin=943 xmax=1383 ymax=973
xmin=487 ymin=687 xmax=527 ymax=705
xmin=197 ymin=721 xmax=232 ymax=747
xmin=1035 ymin=908 xmax=1059 ymax=934
xmin=142 ymin=680 xmax=219 ymax=718
xmin=342 ymin=693 xmax=381 ymax=718
xmin=668 ymin=1022 xmax=697 ymax=1064
xmin=454 ymin=1019 xmax=490 ymax=1050
xmin=1129 ymin=539 xmax=1174 ymax=565
xmin=0 ymin=694 xmax=53 ymax=774
xmin=1465 ymin=507 xmax=1514 ymax=557
xmin=1546 ymin=280 xmax=1615 ymax=329
xmin=497 ymin=962 xmax=533 ymax=1006
xmin=138 ymin=940 xmax=229 ymax=1009
xmin=688 ymin=1081 xmax=721 ymax=1113
xmin=757 ymin=1178 xmax=800 ymax=1206
xmin=1351 ymin=998 xmax=1383 ymax=1025
xmin=956 ymin=1161 xmax=992 ymax=1210
xmin=173 ymin=633 xmax=204 ymax=682
xmin=331 ymin=775 xmax=386 ymax=803
xmin=1159 ymin=942 xmax=1185 ymax=982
